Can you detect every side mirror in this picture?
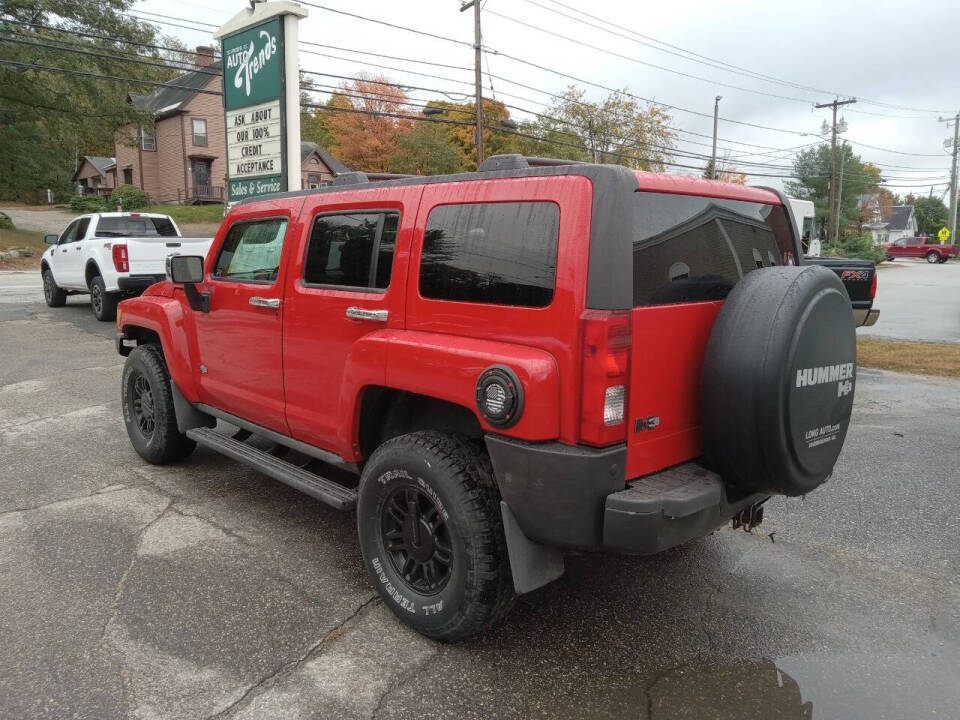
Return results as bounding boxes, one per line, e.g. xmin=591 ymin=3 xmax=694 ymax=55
xmin=166 ymin=254 xmax=204 ymax=284
xmin=44 ymin=234 xmax=59 ymax=245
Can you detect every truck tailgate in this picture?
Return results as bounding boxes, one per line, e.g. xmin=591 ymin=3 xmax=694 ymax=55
xmin=126 ymin=236 xmax=214 ymax=276
xmin=626 ymin=301 xmax=721 ymax=480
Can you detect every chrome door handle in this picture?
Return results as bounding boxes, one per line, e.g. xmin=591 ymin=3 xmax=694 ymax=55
xmin=346 ymin=306 xmax=388 ymax=322
xmin=249 ymin=296 xmax=280 ymax=309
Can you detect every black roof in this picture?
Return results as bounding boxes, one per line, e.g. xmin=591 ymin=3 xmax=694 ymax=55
xmin=129 ymin=62 xmax=222 ymax=117
xmin=887 ymin=205 xmax=914 ymax=231
xmin=300 ymin=142 xmax=350 ymax=175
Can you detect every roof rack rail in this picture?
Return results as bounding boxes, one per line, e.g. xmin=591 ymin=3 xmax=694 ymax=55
xmin=476 ymin=154 xmax=586 ymax=172
xmin=330 ymin=171 xmax=415 ymax=187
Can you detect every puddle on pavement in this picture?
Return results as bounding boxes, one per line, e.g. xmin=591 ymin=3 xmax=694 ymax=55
xmin=646 ymin=652 xmax=959 ymax=720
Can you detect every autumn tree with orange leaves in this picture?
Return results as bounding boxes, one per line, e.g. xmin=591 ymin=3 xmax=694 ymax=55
xmin=322 ymin=75 xmax=413 ymax=173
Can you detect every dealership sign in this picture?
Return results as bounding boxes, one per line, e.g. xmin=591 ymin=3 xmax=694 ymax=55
xmin=215 ymin=2 xmax=307 ymax=203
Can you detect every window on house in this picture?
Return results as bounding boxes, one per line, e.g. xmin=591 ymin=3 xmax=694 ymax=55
xmin=303 ymin=212 xmax=399 ymax=290
xmin=310 ymin=157 xmax=319 ymax=165
xmin=192 ymin=118 xmax=207 ymax=147
xmin=419 ymin=202 xmax=560 ymax=307
xmin=140 ymin=126 xmax=156 ymax=151
xmin=123 ymin=168 xmax=133 ymax=185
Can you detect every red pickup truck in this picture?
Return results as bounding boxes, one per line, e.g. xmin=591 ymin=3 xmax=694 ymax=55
xmin=115 ymin=157 xmax=857 ymax=640
xmin=883 ymin=236 xmax=958 ymax=263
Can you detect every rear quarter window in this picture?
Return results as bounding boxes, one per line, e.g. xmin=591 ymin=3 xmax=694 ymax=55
xmin=632 ymin=193 xmax=793 ymax=306
xmin=419 ymin=201 xmax=560 ymax=307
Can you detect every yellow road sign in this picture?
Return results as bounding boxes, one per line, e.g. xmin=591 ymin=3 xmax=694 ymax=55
xmin=938 ymin=226 xmax=951 ymax=242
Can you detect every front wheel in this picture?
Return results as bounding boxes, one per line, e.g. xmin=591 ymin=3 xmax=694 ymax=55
xmin=121 ymin=345 xmax=195 ymax=464
xmin=41 ymin=267 xmax=67 ymax=307
xmin=926 ymin=251 xmax=941 ymax=264
xmin=90 ymin=275 xmax=119 ymax=321
xmin=357 ymin=432 xmax=515 ymax=641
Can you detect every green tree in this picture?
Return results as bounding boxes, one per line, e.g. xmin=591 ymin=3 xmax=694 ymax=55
xmin=912 ymin=196 xmax=949 ymax=239
xmin=534 ymin=86 xmax=675 ymax=170
xmin=390 ymin=120 xmax=463 ymax=176
xmin=0 ymin=0 xmax=179 ymax=200
xmin=785 ymin=144 xmax=881 ymax=240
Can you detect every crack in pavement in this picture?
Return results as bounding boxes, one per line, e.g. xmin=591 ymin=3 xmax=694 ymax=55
xmin=370 ymin=651 xmax=435 ymax=720
xmin=205 ymin=594 xmax=381 ymax=720
xmin=99 ymin=497 xmax=176 ymax=716
xmin=0 ymin=483 xmax=135 ymax=518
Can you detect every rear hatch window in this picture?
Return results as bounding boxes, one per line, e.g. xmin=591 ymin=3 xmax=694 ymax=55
xmin=633 ymin=193 xmax=794 ymax=307
xmin=95 ymin=216 xmax=178 ymax=238
xmin=626 ymin=192 xmax=794 ymax=479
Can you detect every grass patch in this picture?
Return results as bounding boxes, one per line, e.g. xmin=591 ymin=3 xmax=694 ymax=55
xmin=143 ymin=204 xmax=225 ymax=224
xmin=858 ymin=336 xmax=960 ymax=378
xmin=0 ymin=227 xmax=47 ymax=253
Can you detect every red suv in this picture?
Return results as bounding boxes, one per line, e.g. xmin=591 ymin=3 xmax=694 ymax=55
xmin=116 ymin=156 xmax=857 ymax=640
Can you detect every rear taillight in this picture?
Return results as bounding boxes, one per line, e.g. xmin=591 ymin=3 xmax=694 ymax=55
xmin=112 ymin=243 xmax=129 ymax=273
xmin=869 ymin=272 xmax=877 ymax=300
xmin=580 ymin=309 xmax=630 ymax=446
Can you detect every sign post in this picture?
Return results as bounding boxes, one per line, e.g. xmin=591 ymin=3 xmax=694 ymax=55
xmin=214 ymin=1 xmax=307 ymax=203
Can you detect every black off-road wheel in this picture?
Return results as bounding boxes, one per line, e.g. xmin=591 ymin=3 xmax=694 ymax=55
xmin=121 ymin=345 xmax=195 ymax=464
xmin=90 ymin=275 xmax=118 ymax=321
xmin=41 ymin=267 xmax=66 ymax=307
xmin=357 ymin=432 xmax=515 ymax=641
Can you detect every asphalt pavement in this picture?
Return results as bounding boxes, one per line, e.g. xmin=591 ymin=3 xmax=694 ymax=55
xmin=1 ymin=292 xmax=959 ymax=719
xmin=862 ymin=261 xmax=960 ymax=344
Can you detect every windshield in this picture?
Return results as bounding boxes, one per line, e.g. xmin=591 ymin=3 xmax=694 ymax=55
xmin=94 ymin=216 xmax=178 ymax=238
xmin=632 ymin=192 xmax=795 ymax=306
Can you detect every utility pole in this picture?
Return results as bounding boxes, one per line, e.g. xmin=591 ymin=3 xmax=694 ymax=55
xmin=834 ymin=140 xmax=847 ymax=243
xmin=941 ymin=112 xmax=960 ymax=243
xmin=711 ymin=95 xmax=722 ymax=179
xmin=815 ymin=97 xmax=857 ymax=245
xmin=461 ymin=0 xmax=484 ymax=167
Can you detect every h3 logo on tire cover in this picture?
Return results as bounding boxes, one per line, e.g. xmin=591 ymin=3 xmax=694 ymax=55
xmin=795 ymin=362 xmax=855 ymax=398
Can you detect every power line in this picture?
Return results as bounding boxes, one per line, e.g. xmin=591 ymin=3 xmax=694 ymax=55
xmin=526 ymin=0 xmax=950 ymax=117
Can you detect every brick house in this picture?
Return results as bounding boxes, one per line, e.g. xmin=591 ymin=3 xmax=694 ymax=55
xmin=73 ymin=156 xmax=116 ymax=197
xmin=114 ymin=47 xmax=348 ymax=204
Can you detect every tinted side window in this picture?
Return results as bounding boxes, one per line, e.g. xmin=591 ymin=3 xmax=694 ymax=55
xmin=633 ymin=193 xmax=792 ymax=307
xmin=76 ymin=218 xmax=91 ymax=240
xmin=213 ymin=219 xmax=288 ymax=282
xmin=303 ymin=212 xmax=398 ymax=290
xmin=419 ymin=202 xmax=559 ymax=307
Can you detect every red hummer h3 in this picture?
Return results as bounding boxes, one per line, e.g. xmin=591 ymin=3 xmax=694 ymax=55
xmin=116 ymin=156 xmax=858 ymax=640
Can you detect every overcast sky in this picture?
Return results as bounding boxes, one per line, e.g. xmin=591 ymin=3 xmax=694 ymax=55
xmin=133 ymin=0 xmax=959 ymax=196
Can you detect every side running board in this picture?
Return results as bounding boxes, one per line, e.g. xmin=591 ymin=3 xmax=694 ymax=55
xmin=186 ymin=427 xmax=358 ymax=510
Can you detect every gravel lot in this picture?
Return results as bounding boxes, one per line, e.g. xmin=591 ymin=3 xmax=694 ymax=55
xmin=1 ymin=291 xmax=958 ymax=719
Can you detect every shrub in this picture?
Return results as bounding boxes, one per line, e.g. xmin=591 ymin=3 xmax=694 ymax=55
xmin=822 ymin=232 xmax=886 ymax=264
xmin=0 ymin=212 xmax=13 ymax=230
xmin=69 ymin=195 xmax=107 ymax=213
xmin=110 ymin=184 xmax=149 ymax=211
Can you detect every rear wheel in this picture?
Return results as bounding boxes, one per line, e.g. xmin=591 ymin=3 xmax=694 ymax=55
xmin=41 ymin=267 xmax=66 ymax=307
xmin=121 ymin=345 xmax=195 ymax=464
xmin=926 ymin=251 xmax=941 ymax=264
xmin=90 ymin=275 xmax=118 ymax=321
xmin=357 ymin=431 xmax=515 ymax=641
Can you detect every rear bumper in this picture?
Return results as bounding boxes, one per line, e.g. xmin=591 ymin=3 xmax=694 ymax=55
xmin=485 ymin=434 xmax=767 ymax=553
xmin=117 ymin=274 xmax=164 ymax=293
xmin=854 ymin=307 xmax=880 ymax=327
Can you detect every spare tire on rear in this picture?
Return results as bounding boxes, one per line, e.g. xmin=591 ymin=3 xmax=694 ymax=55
xmin=700 ymin=265 xmax=856 ymax=496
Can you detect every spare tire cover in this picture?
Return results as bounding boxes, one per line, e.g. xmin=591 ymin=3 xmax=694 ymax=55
xmin=700 ymin=265 xmax=856 ymax=496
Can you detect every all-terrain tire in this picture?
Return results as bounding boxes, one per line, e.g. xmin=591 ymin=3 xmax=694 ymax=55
xmin=90 ymin=275 xmax=118 ymax=321
xmin=121 ymin=345 xmax=196 ymax=464
xmin=41 ymin=267 xmax=66 ymax=307
xmin=926 ymin=251 xmax=940 ymax=264
xmin=357 ymin=431 xmax=515 ymax=641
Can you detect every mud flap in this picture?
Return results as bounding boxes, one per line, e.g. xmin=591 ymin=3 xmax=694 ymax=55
xmin=500 ymin=501 xmax=564 ymax=594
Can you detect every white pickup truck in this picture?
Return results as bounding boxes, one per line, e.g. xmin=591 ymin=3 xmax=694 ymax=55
xmin=40 ymin=212 xmax=213 ymax=321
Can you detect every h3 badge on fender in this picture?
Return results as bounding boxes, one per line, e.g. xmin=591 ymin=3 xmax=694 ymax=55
xmin=634 ymin=415 xmax=660 ymax=432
